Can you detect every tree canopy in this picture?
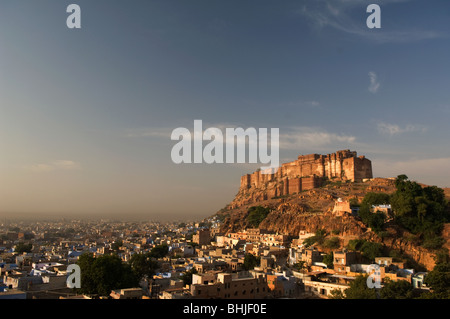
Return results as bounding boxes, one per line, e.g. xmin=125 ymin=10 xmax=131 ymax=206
xmin=243 ymin=253 xmax=260 ymax=270
xmin=334 ymin=276 xmax=420 ymax=299
xmin=322 ymin=253 xmax=334 ymax=269
xmin=129 ymin=253 xmax=160 ymax=280
xmin=246 ymin=206 xmax=270 ymax=227
xmin=111 ymin=240 xmax=123 ymax=252
xmin=358 ymin=192 xmax=390 ymax=233
xmin=149 ymin=244 xmax=169 ymax=259
xmin=303 ymin=229 xmax=326 ymax=248
xmin=323 ymin=237 xmax=340 ymax=250
xmin=346 ymin=239 xmax=384 ymax=262
xmin=14 ymin=243 xmax=32 ymax=254
xmin=180 ymin=267 xmax=198 ymax=286
xmin=77 ymin=253 xmax=138 ymax=296
xmin=379 ymin=279 xmax=417 ymax=299
xmin=391 ymin=175 xmax=448 ymax=249
xmin=423 ymin=261 xmax=450 ymax=298
xmin=342 ymin=275 xmax=378 ymax=299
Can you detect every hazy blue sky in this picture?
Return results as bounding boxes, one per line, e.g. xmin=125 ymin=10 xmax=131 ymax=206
xmin=1 ymin=0 xmax=450 ymax=220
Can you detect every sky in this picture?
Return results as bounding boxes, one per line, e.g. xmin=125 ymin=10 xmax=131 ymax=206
xmin=1 ymin=0 xmax=450 ymax=221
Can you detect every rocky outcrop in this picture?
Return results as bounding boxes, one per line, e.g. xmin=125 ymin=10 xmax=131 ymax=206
xmin=232 ymin=150 xmax=372 ymax=209
xmin=216 ymin=173 xmax=445 ymax=271
xmin=213 ymin=150 xmax=449 ymax=271
xmin=361 ymin=229 xmax=437 ymax=271
xmin=259 ymin=210 xmax=368 ymax=237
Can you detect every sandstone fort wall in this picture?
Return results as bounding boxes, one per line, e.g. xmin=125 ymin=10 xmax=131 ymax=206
xmin=239 ymin=150 xmax=373 ymax=196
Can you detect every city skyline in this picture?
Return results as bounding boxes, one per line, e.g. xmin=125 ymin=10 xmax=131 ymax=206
xmin=1 ymin=0 xmax=450 ymax=220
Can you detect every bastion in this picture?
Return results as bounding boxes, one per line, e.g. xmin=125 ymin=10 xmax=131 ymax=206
xmin=239 ymin=150 xmax=373 ymax=195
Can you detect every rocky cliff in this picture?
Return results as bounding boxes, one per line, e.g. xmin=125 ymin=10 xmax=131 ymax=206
xmin=219 ymin=177 xmax=396 ymax=236
xmin=214 ymin=153 xmax=449 ymax=271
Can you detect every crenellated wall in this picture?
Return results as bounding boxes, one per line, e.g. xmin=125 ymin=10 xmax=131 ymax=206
xmin=239 ymin=150 xmax=372 ymax=195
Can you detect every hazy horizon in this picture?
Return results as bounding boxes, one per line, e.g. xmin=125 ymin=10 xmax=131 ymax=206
xmin=1 ymin=1 xmax=450 ymax=221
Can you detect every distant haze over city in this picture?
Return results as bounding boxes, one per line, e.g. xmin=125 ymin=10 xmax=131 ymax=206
xmin=1 ymin=1 xmax=450 ymax=221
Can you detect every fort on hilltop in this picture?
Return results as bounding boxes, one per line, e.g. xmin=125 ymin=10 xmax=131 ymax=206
xmin=239 ymin=150 xmax=373 ymax=199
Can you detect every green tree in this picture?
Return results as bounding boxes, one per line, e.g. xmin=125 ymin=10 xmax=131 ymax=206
xmin=422 ymin=235 xmax=445 ymax=250
xmin=323 ymin=237 xmax=340 ymax=250
xmin=343 ymin=275 xmax=378 ymax=299
xmin=303 ymin=229 xmax=327 ymax=248
xmin=111 ymin=240 xmax=123 ymax=252
xmin=292 ymin=261 xmax=306 ymax=272
xmin=130 ymin=253 xmax=160 ymax=280
xmin=77 ymin=253 xmax=138 ymax=296
xmin=362 ymin=192 xmax=391 ymax=207
xmin=14 ymin=243 xmax=32 ymax=254
xmin=149 ymin=244 xmax=169 ymax=259
xmin=247 ymin=206 xmax=270 ymax=228
xmin=423 ymin=262 xmax=450 ymax=298
xmin=347 ymin=239 xmax=365 ymax=251
xmin=180 ymin=268 xmax=198 ymax=286
xmin=369 ymin=212 xmax=386 ymax=233
xmin=379 ymin=279 xmax=416 ymax=299
xmin=329 ymin=289 xmax=345 ymax=299
xmin=346 ymin=239 xmax=384 ymax=262
xmin=243 ymin=253 xmax=260 ymax=270
xmin=360 ymin=241 xmax=384 ymax=261
xmin=303 ymin=236 xmax=316 ymax=248
xmin=24 ymin=233 xmax=35 ymax=240
xmin=391 ymin=175 xmax=448 ymax=249
xmin=322 ymin=253 xmax=334 ymax=269
xmin=358 ymin=192 xmax=389 ymax=232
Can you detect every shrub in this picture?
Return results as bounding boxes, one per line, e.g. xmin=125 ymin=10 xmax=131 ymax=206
xmin=247 ymin=206 xmax=270 ymax=227
xmin=323 ymin=237 xmax=340 ymax=249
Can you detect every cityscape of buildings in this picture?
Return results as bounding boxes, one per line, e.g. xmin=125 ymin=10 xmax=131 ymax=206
xmin=0 ymin=205 xmax=431 ymax=300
